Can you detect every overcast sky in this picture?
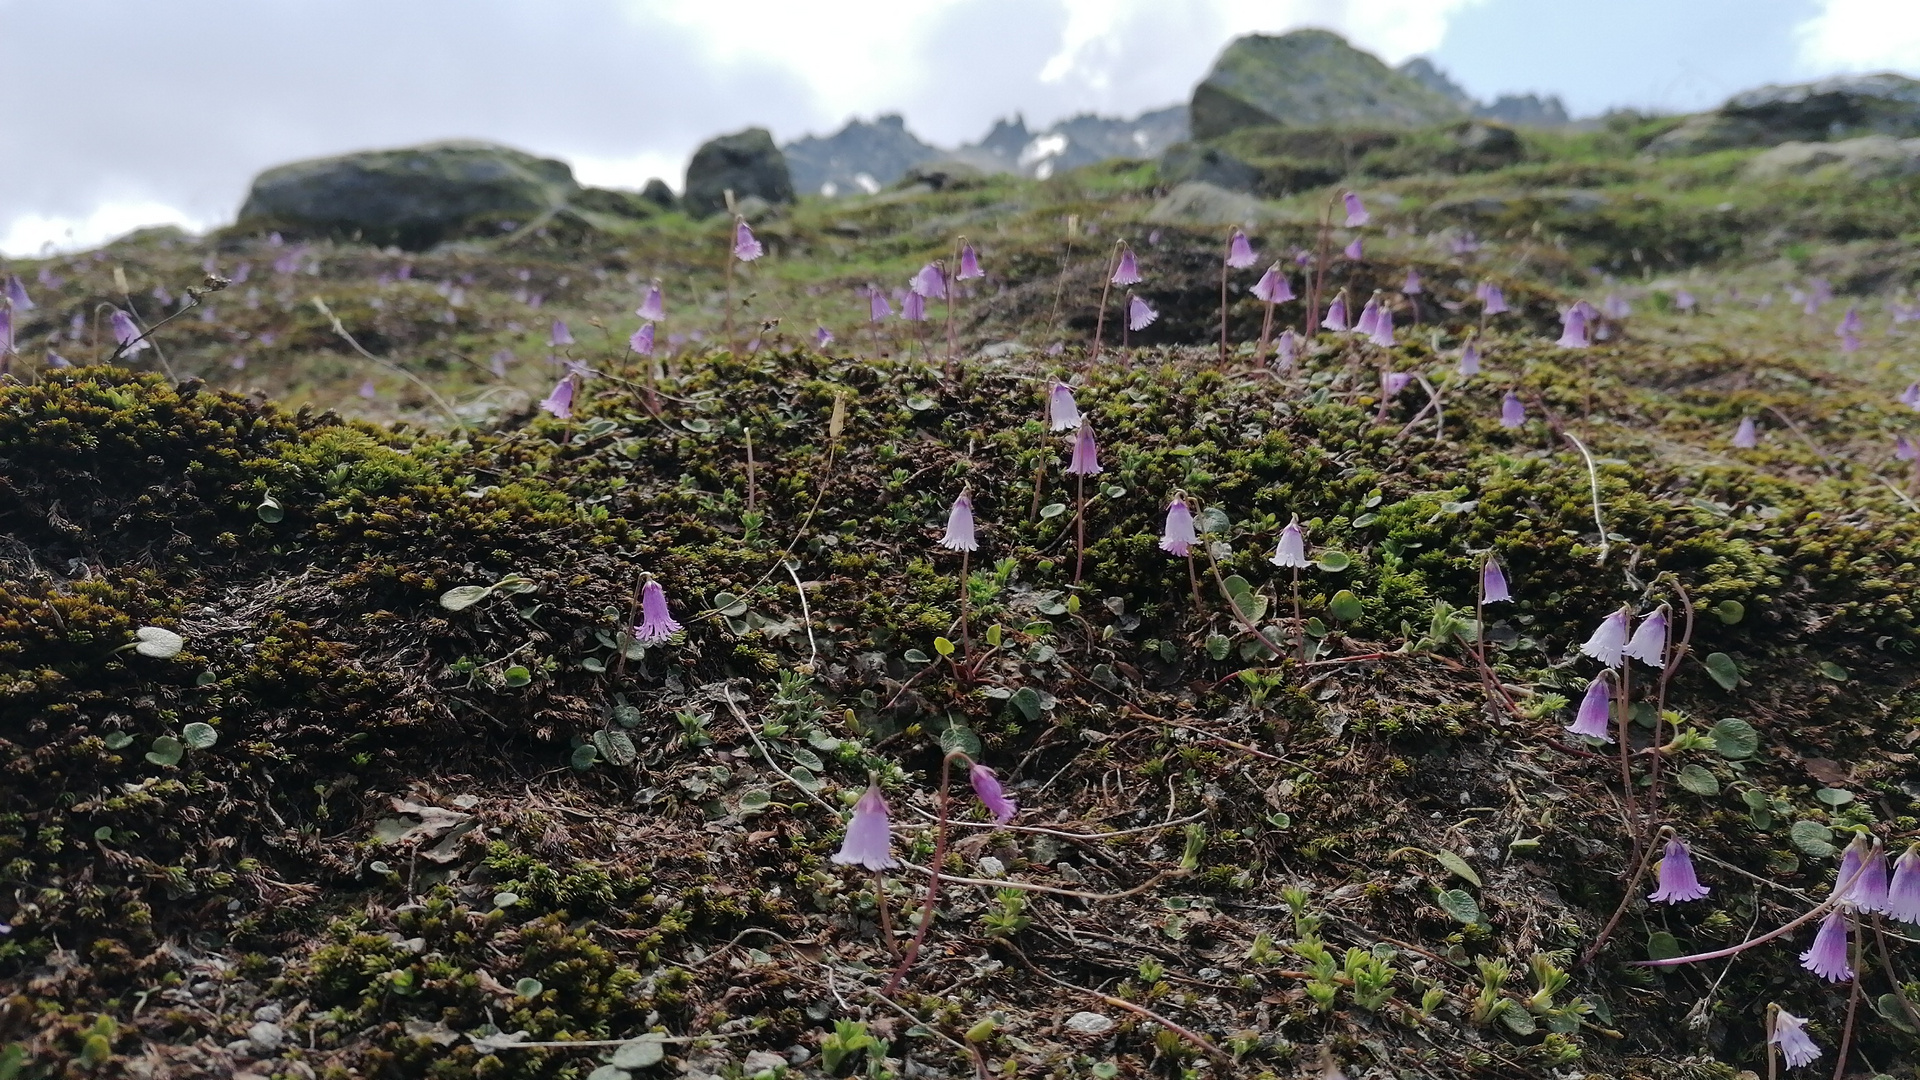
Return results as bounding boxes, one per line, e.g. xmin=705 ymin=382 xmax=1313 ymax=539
xmin=2 ymin=0 xmax=1915 ymax=256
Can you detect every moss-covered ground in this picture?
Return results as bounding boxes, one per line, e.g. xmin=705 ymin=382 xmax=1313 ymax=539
xmin=4 ymin=125 xmax=1920 ymax=1079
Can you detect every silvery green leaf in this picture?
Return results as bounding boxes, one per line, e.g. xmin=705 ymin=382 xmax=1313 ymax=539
xmin=133 ymin=626 xmax=185 ymax=658
xmin=439 ymin=585 xmax=492 ymax=611
xmin=181 ymin=722 xmax=218 ymax=750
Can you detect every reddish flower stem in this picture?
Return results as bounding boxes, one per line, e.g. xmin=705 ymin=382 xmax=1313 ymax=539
xmin=885 ymin=752 xmax=959 ymax=994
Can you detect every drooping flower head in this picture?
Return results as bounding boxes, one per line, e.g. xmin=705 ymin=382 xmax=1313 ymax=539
xmin=1402 ymin=268 xmax=1423 ymax=294
xmin=1275 ymin=328 xmax=1301 ymax=370
xmin=1067 ymin=422 xmax=1102 ymax=476
xmin=1500 ymin=391 xmax=1527 ymax=428
xmin=5 ymin=275 xmax=32 ymax=311
xmin=1479 ymin=281 xmax=1508 ymax=315
xmin=550 ymin=319 xmax=574 ymax=347
xmin=1837 ymin=306 xmax=1862 ymax=337
xmin=815 ymin=325 xmax=834 ymax=347
xmin=638 ymin=281 xmax=665 ymax=322
xmin=1557 ymin=305 xmax=1590 ymax=349
xmin=957 ymin=243 xmax=984 ymax=280
xmin=1323 ymin=290 xmax=1350 ymax=333
xmin=832 ymin=783 xmax=898 ymax=871
xmin=1648 ymin=836 xmax=1711 ymax=903
xmin=539 ymin=375 xmax=574 ymax=419
xmin=1622 ymin=604 xmax=1669 ymax=668
xmin=1048 ymin=380 xmax=1081 ymax=431
xmin=1272 ymin=515 xmax=1308 ymax=569
xmin=1368 ymin=300 xmax=1396 ymax=345
xmin=969 ymin=763 xmax=1017 ymax=824
xmin=1799 ymin=910 xmax=1853 ymax=982
xmin=633 ymin=578 xmax=682 ymax=642
xmin=1226 ymin=229 xmax=1257 ymax=269
xmin=1355 ymin=294 xmax=1381 ymax=337
xmin=733 ymin=218 xmax=765 ymax=261
xmin=359 ymin=378 xmax=378 ymax=400
xmin=1343 ymin=191 xmax=1369 ymax=227
xmin=1160 ymin=496 xmax=1197 ymax=557
xmin=1733 ymin=416 xmax=1757 ymax=448
xmin=939 ymin=491 xmax=978 ymax=552
xmin=1380 ymin=371 xmax=1412 ymax=399
xmin=1127 ymin=294 xmax=1158 ymax=332
xmin=1604 ymin=293 xmax=1631 ymax=320
xmin=902 ymin=290 xmax=927 ymax=322
xmin=869 ymin=287 xmax=892 ymax=322
xmin=1834 ymin=835 xmax=1889 ymax=913
xmin=1841 ymin=329 xmax=1862 ymax=353
xmin=1251 ymin=263 xmax=1293 ymax=304
xmin=1459 ymin=337 xmax=1482 ymax=376
xmin=1768 ymin=1006 xmax=1823 ymax=1070
xmin=110 ymin=309 xmax=149 ymax=354
xmin=1889 ymin=843 xmax=1920 ymax=923
xmin=1344 ymin=237 xmax=1363 ymax=261
xmin=1581 ymin=606 xmax=1632 ymax=668
xmin=1481 ymin=556 xmax=1510 ymax=604
xmin=626 ymin=324 xmax=653 ymax=357
xmin=1567 ymin=673 xmax=1614 ymax=741
xmin=1898 ymin=434 xmax=1919 ymax=462
xmin=912 ymin=262 xmax=947 ymax=300
xmin=1111 ymin=246 xmax=1141 ymax=286
xmin=1902 ymin=382 xmax=1920 ymax=410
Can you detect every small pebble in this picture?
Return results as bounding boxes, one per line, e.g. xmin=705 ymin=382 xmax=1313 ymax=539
xmin=978 ymin=856 xmax=1005 ymax=877
xmin=1065 ymin=1011 xmax=1114 ymax=1036
xmin=246 ymin=1021 xmax=284 ymax=1052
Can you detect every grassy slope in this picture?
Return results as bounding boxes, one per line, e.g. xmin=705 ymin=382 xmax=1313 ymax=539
xmin=3 ymin=126 xmax=1920 ymax=1079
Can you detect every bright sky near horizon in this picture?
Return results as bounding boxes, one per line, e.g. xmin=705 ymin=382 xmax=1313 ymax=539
xmin=1 ymin=0 xmax=1916 ymax=256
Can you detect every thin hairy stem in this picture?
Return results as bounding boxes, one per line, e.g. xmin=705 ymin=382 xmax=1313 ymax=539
xmin=1562 ymin=432 xmax=1612 ymax=564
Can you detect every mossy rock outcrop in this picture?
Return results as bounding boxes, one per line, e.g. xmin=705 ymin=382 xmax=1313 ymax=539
xmin=1190 ymin=30 xmax=1466 ymax=140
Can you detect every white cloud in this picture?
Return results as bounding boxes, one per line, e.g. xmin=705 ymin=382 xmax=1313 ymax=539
xmin=1796 ymin=0 xmax=1920 ymax=73
xmin=2 ymin=201 xmax=211 ymax=258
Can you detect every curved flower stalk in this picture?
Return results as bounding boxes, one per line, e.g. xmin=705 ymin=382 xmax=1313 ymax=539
xmin=1092 ymin=242 xmax=1139 ymax=361
xmin=1067 ymin=423 xmax=1101 ymax=584
xmin=1271 ymin=515 xmax=1309 ymax=654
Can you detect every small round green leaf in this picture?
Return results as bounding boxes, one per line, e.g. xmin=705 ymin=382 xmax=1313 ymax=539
xmin=570 ymin=743 xmax=599 ymax=770
xmin=181 ymin=722 xmax=218 ymax=750
xmin=1815 ymin=787 xmax=1854 ymax=807
xmin=1790 ymin=820 xmax=1835 ymax=857
xmin=133 ymin=626 xmax=185 ymax=659
xmin=514 ymin=978 xmax=543 ymax=998
xmin=1039 ymin=502 xmax=1067 ymax=519
xmin=1702 ymin=652 xmax=1740 ymax=691
xmin=1328 ymin=589 xmax=1363 ymax=622
xmin=256 ymin=494 xmax=284 ymax=523
xmin=1675 ymin=764 xmax=1720 ymax=797
xmin=503 ymin=665 xmax=532 ymax=687
xmin=1314 ymin=550 xmax=1351 ymax=572
xmin=934 ymin=636 xmax=956 ymax=657
xmin=1709 ymin=717 xmax=1759 ymax=760
xmin=1817 ymin=661 xmax=1849 ymax=682
xmin=612 ymin=1036 xmax=666 ymax=1069
xmin=1712 ymin=599 xmax=1745 ymax=625
xmin=146 ymin=736 xmax=184 ymax=767
xmin=492 ymin=891 xmax=520 ymax=908
xmin=1646 ymin=931 xmax=1682 ymax=961
xmin=438 ymin=585 xmax=492 ymax=611
xmin=104 ymin=732 xmax=134 ymax=750
xmin=1436 ymin=888 xmax=1481 ymax=925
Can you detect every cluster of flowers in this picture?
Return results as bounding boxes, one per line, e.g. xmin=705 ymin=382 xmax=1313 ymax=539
xmin=829 ymin=759 xmax=1017 ymax=871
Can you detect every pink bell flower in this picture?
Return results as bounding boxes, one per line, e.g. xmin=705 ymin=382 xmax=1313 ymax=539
xmin=1556 ymin=306 xmax=1590 ymax=348
xmin=1380 ymin=371 xmax=1412 ymax=399
xmin=1500 ymin=392 xmax=1526 ymax=428
xmin=1481 ymin=556 xmax=1510 ymax=604
xmin=1226 ymin=229 xmax=1257 ymax=269
xmin=1343 ymin=191 xmax=1369 ymax=227
xmin=1368 ymin=301 xmax=1393 ymax=346
xmin=1251 ymin=264 xmax=1294 ymax=303
xmin=1111 ymin=247 xmax=1141 ymax=286
xmin=902 ymin=291 xmax=927 ymax=321
xmin=869 ymin=288 xmax=892 ymax=322
xmin=733 ymin=219 xmax=765 ymax=261
xmin=1401 ymin=268 xmax=1423 ymax=294
xmin=1275 ymin=329 xmax=1301 ymax=370
xmin=1733 ymin=416 xmax=1757 ymax=448
xmin=815 ymin=326 xmax=834 ymax=347
xmin=1477 ymin=281 xmax=1508 ymax=315
xmin=5 ymin=275 xmax=32 ymax=311
xmin=957 ymin=244 xmax=984 ymax=280
xmin=1798 ymin=911 xmax=1852 ymax=982
xmin=1126 ymin=295 xmax=1158 ymax=332
xmin=1067 ymin=422 xmax=1101 ymax=476
xmin=1160 ymin=497 xmax=1197 ymax=557
xmin=1648 ymin=836 xmax=1710 ymax=903
xmin=638 ymin=282 xmax=665 ymax=322
xmin=912 ymin=262 xmax=947 ymax=300
xmin=540 ymin=375 xmax=574 ymax=419
xmin=1323 ymin=291 xmax=1349 ymax=333
xmin=1048 ymin=381 xmax=1081 ymax=431
xmin=969 ymin=764 xmax=1017 ymax=824
xmin=1769 ymin=1008 xmax=1822 ymax=1069
xmin=630 ymin=323 xmax=655 ymax=356
xmin=633 ymin=579 xmax=682 ymax=642
xmin=1459 ymin=339 xmax=1481 ymax=376
xmin=1271 ymin=515 xmax=1308 ymax=568
xmin=1888 ymin=843 xmax=1920 ymax=923
xmin=358 ymin=379 xmax=378 ymax=400
xmin=1581 ymin=606 xmax=1632 ymax=668
xmin=1622 ymin=605 xmax=1669 ymax=668
xmin=1897 ymin=434 xmax=1918 ymax=461
xmin=1344 ymin=237 xmax=1363 ymax=260
xmin=1567 ymin=674 xmax=1614 ymax=741
xmin=939 ymin=492 xmax=978 ymax=552
xmin=110 ymin=309 xmax=149 ymax=354
xmin=550 ymin=320 xmax=574 ymax=347
xmin=832 ymin=784 xmax=899 ymax=871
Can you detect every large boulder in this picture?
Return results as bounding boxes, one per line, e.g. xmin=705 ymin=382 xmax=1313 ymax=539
xmin=236 ymin=141 xmax=578 ymax=249
xmin=1158 ymin=143 xmax=1262 ymax=194
xmin=1649 ymin=73 xmax=1920 ymax=156
xmin=1142 ymin=181 xmax=1273 ymax=227
xmin=1745 ymin=135 xmax=1920 ymax=181
xmin=1190 ymin=30 xmax=1467 ymax=141
xmin=682 ymin=128 xmax=795 ymax=219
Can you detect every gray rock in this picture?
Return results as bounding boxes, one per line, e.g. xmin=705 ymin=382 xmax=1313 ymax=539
xmin=741 ymin=1050 xmax=787 ymax=1076
xmin=1064 ymin=1011 xmax=1115 ymax=1036
xmin=1745 ymin=135 xmax=1920 ymax=180
xmin=1143 ymin=182 xmax=1273 ymax=227
xmin=899 ymin=160 xmax=989 ymax=192
xmin=682 ymin=128 xmax=795 ymax=219
xmin=237 ymin=141 xmax=578 ymax=250
xmin=1650 ymin=73 xmax=1920 ymax=156
xmin=640 ymin=179 xmax=678 ymax=210
xmin=1158 ymin=143 xmax=1262 ymax=194
xmin=1191 ymin=30 xmax=1466 ymax=140
xmin=783 ymin=114 xmax=938 ymax=196
xmin=251 ymin=1004 xmax=283 ymax=1023
xmin=1451 ymin=121 xmax=1521 ymax=156
xmin=245 ymin=1021 xmax=284 ymax=1053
